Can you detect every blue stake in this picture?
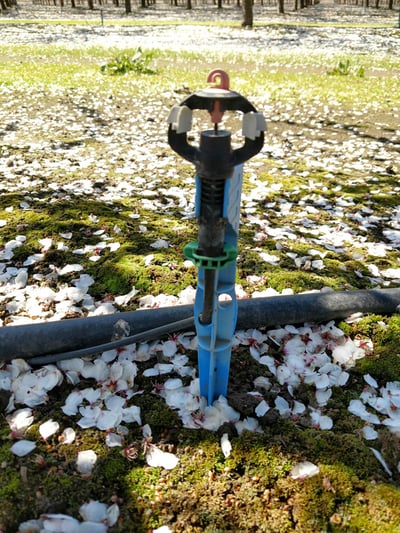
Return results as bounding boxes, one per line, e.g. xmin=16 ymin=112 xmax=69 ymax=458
xmin=191 ymin=165 xmax=243 ymax=404
xmin=168 ymin=69 xmax=266 ymax=404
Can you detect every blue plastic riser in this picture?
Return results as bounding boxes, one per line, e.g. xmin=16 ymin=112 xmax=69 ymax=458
xmin=194 ymin=165 xmax=244 ymax=404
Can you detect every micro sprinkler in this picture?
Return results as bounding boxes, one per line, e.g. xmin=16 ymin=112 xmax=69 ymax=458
xmin=167 ymin=69 xmax=266 ymax=404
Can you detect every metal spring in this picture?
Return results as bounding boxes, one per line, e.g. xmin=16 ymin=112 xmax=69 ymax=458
xmin=200 ymin=177 xmax=225 ymax=215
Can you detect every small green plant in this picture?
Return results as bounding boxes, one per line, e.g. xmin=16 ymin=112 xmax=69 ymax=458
xmin=327 ymin=59 xmax=351 ymax=76
xmin=327 ymin=59 xmax=365 ymax=77
xmin=100 ymin=48 xmax=156 ymax=75
xmin=355 ymin=65 xmax=365 ymax=77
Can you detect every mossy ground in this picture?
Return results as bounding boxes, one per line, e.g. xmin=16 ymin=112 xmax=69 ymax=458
xmin=1 ymin=12 xmax=400 ymax=533
xmin=2 ymin=320 xmax=400 ymax=532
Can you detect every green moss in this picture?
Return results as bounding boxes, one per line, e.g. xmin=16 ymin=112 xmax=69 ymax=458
xmin=344 ymin=483 xmax=400 ymax=532
xmin=100 ymin=449 xmax=127 ymax=484
xmin=291 ymin=464 xmax=355 ymax=531
xmin=226 ymin=433 xmax=292 ymax=484
xmin=343 ymin=315 xmax=400 ymax=382
xmin=90 ymin=255 xmax=142 ymax=297
xmin=134 ymin=394 xmax=181 ymax=431
xmin=298 ymin=430 xmax=381 ymax=480
xmin=124 ymin=466 xmax=163 ymax=530
xmin=0 ymin=466 xmax=21 ymax=501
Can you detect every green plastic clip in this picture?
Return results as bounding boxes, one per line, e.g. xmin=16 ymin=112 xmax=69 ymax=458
xmin=183 ymin=241 xmax=237 ymax=270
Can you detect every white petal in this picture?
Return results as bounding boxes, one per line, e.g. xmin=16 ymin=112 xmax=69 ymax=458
xmin=76 ymin=450 xmax=97 ymax=474
xmin=61 ymin=427 xmax=76 ymax=444
xmin=106 ymin=503 xmax=120 ymax=527
xmin=59 ymin=264 xmax=84 ymax=276
xmin=122 ymin=405 xmax=141 ymax=425
xmin=83 ymin=387 xmax=102 ymax=404
xmin=143 ymin=364 xmax=174 ymax=377
xmin=105 ymin=433 xmax=123 ymax=447
xmin=336 ymin=371 xmax=350 ymax=386
xmin=146 ymin=445 xmax=179 ymax=469
xmin=332 ymin=343 xmax=354 ymax=366
xmin=290 ymin=461 xmax=320 ymax=480
xmin=369 ymin=447 xmax=393 ymax=476
xmin=150 ymin=238 xmax=169 ymax=249
xmin=79 ymin=500 xmax=107 ymax=522
xmin=255 ymin=400 xmax=270 ymax=418
xmin=318 ymin=415 xmax=333 ymax=430
xmin=104 ymin=395 xmax=125 ymax=411
xmin=314 ymin=374 xmax=331 ymax=390
xmin=61 ymin=391 xmax=84 ymax=416
xmin=10 ymin=439 xmax=36 ymax=457
xmin=348 ymin=399 xmax=380 ymax=424
xmin=42 ymin=513 xmax=80 ymax=532
xmin=39 ymin=419 xmax=60 ymax=440
xmin=382 ymin=418 xmax=400 ymax=431
xmin=162 ymin=340 xmax=178 ymax=358
xmin=58 ymin=358 xmax=84 ymax=373
xmin=348 ymin=399 xmax=368 ymax=418
xmin=292 ymin=401 xmax=306 ymax=415
xmin=221 ymin=433 xmax=232 ymax=458
xmin=78 ymin=416 xmax=97 ymax=429
xmin=253 ymin=376 xmax=271 ymax=391
xmin=142 ymin=367 xmax=160 ymax=377
xmin=315 ymin=388 xmax=332 ymax=407
xmin=362 ymin=426 xmax=378 ymax=440
xmin=142 ymin=424 xmax=152 ymax=439
xmin=96 ymin=410 xmax=122 ymax=431
xmin=78 ymin=522 xmax=107 ymax=532
xmin=16 ymin=519 xmax=42 ymax=532
xmin=274 ymin=396 xmax=290 ymax=417
xmin=114 ymin=286 xmax=138 ymax=306
xmin=235 ymin=417 xmax=262 ymax=435
xmin=364 ymin=374 xmax=378 ymax=389
xmin=7 ymin=408 xmax=34 ymax=431
xmin=164 ymin=378 xmax=183 ymax=390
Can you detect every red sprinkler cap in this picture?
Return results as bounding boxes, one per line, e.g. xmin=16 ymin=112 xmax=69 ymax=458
xmin=206 ymin=69 xmax=230 ymax=124
xmin=207 ymin=69 xmax=230 ymax=91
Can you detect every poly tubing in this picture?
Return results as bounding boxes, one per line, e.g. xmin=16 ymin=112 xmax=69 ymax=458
xmin=1 ymin=288 xmax=400 ymax=362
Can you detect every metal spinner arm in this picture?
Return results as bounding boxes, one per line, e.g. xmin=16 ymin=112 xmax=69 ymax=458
xmin=168 ymin=69 xmax=266 ymax=404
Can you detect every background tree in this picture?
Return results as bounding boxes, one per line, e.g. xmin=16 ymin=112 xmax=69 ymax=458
xmin=241 ymin=0 xmax=253 ymax=27
xmin=0 ymin=0 xmax=17 ymax=10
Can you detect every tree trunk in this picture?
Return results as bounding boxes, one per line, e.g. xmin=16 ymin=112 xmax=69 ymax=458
xmin=0 ymin=0 xmax=7 ymax=10
xmin=277 ymin=0 xmax=284 ymax=13
xmin=125 ymin=0 xmax=132 ymax=13
xmin=218 ymin=0 xmax=222 ymax=7
xmin=241 ymin=0 xmax=253 ymax=27
xmin=186 ymin=0 xmax=192 ymax=9
xmin=88 ymin=0 xmax=94 ymax=9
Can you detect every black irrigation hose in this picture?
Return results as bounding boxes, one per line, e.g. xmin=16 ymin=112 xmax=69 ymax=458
xmin=1 ymin=304 xmax=195 ymax=361
xmin=28 ymin=316 xmax=195 ymax=366
xmin=2 ymin=288 xmax=400 ymax=364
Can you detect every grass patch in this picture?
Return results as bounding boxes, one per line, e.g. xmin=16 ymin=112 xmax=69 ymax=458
xmin=1 ymin=44 xmax=400 ymax=109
